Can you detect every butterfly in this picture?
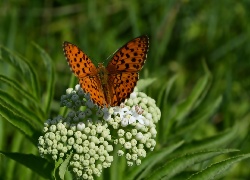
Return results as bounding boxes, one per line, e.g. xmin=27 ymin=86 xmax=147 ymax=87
xmin=63 ymin=35 xmax=149 ymax=107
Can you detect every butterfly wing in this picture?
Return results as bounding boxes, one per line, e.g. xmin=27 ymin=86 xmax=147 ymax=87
xmin=106 ymin=35 xmax=149 ymax=106
xmin=63 ymin=41 xmax=106 ymax=106
xmin=108 ymin=72 xmax=139 ymax=106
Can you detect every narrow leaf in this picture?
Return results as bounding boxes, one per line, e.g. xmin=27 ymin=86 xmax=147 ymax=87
xmin=0 ymin=46 xmax=40 ymax=98
xmin=146 ymin=149 xmax=238 ymax=180
xmin=0 ymin=90 xmax=43 ymax=124
xmin=0 ymin=151 xmax=54 ymax=179
xmin=171 ymin=96 xmax=222 ymax=139
xmin=59 ymin=153 xmax=73 ymax=179
xmin=0 ymin=99 xmax=40 ymax=145
xmin=172 ymin=123 xmax=238 ymax=156
xmin=33 ymin=42 xmax=55 ymax=115
xmin=54 ymin=158 xmax=63 ymax=180
xmin=187 ymin=153 xmax=250 ymax=180
xmin=174 ymin=73 xmax=210 ymax=122
xmin=0 ymin=74 xmax=39 ymax=104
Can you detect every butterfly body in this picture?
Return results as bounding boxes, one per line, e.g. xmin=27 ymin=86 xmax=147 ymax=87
xmin=63 ymin=35 xmax=149 ymax=107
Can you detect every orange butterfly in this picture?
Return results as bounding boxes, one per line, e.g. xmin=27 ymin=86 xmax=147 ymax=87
xmin=63 ymin=35 xmax=149 ymax=107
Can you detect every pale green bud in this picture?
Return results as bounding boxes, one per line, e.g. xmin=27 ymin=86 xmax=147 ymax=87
xmin=46 ymin=139 xmax=53 ymax=146
xmin=85 ymin=153 xmax=90 ymax=160
xmin=67 ymin=130 xmax=74 ymax=136
xmin=62 ymin=146 xmax=67 ymax=153
xmin=131 ymin=146 xmax=138 ymax=153
xmin=52 ymin=155 xmax=57 ymax=160
xmin=73 ymin=154 xmax=80 ymax=161
xmin=68 ymin=137 xmax=75 ymax=145
xmin=99 ymin=155 xmax=105 ymax=162
xmin=81 ymin=134 xmax=87 ymax=140
xmin=106 ymin=145 xmax=113 ymax=152
xmin=112 ymin=122 xmax=119 ymax=129
xmin=90 ymin=129 xmax=96 ymax=136
xmin=114 ymin=139 xmax=118 ymax=144
xmin=136 ymin=159 xmax=141 ymax=165
xmin=89 ymin=157 xmax=95 ymax=164
xmin=43 ymin=127 xmax=48 ymax=133
xmin=125 ymin=132 xmax=132 ymax=139
xmin=124 ymin=142 xmax=132 ymax=149
xmin=106 ymin=156 xmax=113 ymax=163
xmin=117 ymin=129 xmax=125 ymax=137
xmin=61 ymin=135 xmax=67 ymax=143
xmin=83 ymin=160 xmax=90 ymax=166
xmin=131 ymin=139 xmax=137 ymax=146
xmin=59 ymin=152 xmax=64 ymax=158
xmin=83 ymin=146 xmax=89 ymax=153
xmin=96 ymin=125 xmax=103 ymax=133
xmin=119 ymin=138 xmax=125 ymax=145
xmin=131 ymin=129 xmax=137 ymax=136
xmin=138 ymin=149 xmax=146 ymax=157
xmin=117 ymin=150 xmax=124 ymax=156
xmin=49 ymin=125 xmax=57 ymax=132
xmin=127 ymin=161 xmax=133 ymax=166
xmin=93 ymin=153 xmax=99 ymax=160
xmin=131 ymin=154 xmax=138 ymax=161
xmin=84 ymin=127 xmax=91 ymax=134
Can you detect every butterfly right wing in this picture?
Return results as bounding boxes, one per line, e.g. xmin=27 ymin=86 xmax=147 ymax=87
xmin=63 ymin=41 xmax=106 ymax=106
xmin=106 ymin=35 xmax=149 ymax=106
xmin=107 ymin=72 xmax=139 ymax=106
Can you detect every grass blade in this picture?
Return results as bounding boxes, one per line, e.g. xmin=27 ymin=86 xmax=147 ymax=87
xmin=146 ymin=149 xmax=238 ymax=180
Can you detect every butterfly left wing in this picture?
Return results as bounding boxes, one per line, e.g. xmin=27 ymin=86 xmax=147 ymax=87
xmin=63 ymin=41 xmax=98 ymax=78
xmin=63 ymin=41 xmax=107 ymax=106
xmin=79 ymin=76 xmax=107 ymax=107
xmin=106 ymin=35 xmax=149 ymax=106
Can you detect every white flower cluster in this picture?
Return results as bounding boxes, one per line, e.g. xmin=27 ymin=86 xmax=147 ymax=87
xmin=38 ymin=84 xmax=161 ymax=179
xmin=106 ymin=88 xmax=161 ymax=166
xmin=38 ymin=116 xmax=113 ymax=179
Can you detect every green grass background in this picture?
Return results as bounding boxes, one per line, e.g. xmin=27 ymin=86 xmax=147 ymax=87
xmin=0 ymin=0 xmax=250 ymax=179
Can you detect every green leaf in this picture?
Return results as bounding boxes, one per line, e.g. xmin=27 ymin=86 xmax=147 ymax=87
xmin=0 ymin=75 xmax=45 ymax=120
xmin=174 ymin=72 xmax=211 ymax=122
xmin=59 ymin=153 xmax=73 ymax=179
xmin=187 ymin=153 xmax=250 ymax=180
xmin=0 ymin=75 xmax=38 ymax=105
xmin=125 ymin=141 xmax=184 ymax=180
xmin=156 ymin=75 xmax=177 ymax=107
xmin=146 ymin=149 xmax=238 ymax=180
xmin=33 ymin=42 xmax=55 ymax=115
xmin=0 ymin=98 xmax=40 ymax=145
xmin=172 ymin=124 xmax=238 ymax=156
xmin=0 ymin=151 xmax=54 ymax=179
xmin=54 ymin=158 xmax=63 ymax=180
xmin=164 ymin=72 xmax=211 ymax=138
xmin=170 ymin=96 xmax=222 ymax=139
xmin=0 ymin=46 xmax=40 ymax=98
xmin=0 ymin=89 xmax=43 ymax=125
xmin=137 ymin=78 xmax=156 ymax=91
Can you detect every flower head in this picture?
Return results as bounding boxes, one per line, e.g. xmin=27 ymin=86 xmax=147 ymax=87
xmin=38 ymin=84 xmax=161 ymax=178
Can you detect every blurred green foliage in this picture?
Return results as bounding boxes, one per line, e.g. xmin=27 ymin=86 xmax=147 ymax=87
xmin=0 ymin=0 xmax=250 ymax=179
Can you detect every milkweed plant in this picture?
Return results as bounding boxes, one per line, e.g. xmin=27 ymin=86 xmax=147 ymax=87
xmin=1 ymin=42 xmax=250 ymax=180
xmin=38 ymin=84 xmax=161 ymax=179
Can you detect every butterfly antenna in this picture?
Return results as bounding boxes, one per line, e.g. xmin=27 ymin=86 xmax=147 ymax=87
xmin=105 ymin=46 xmax=120 ymax=63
